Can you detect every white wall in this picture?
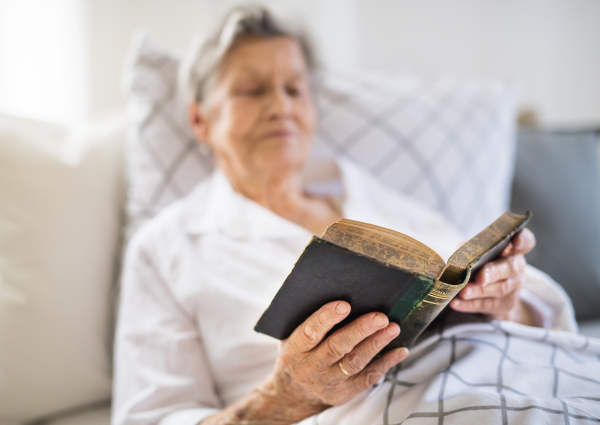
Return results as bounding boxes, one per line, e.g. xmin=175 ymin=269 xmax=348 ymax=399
xmin=62 ymin=0 xmax=600 ymax=126
xmin=81 ymin=0 xmax=362 ymax=118
xmin=353 ymin=0 xmax=600 ymax=126
xmin=0 ymin=0 xmax=87 ymax=125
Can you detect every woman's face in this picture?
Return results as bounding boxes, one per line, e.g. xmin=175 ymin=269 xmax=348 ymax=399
xmin=190 ymin=36 xmax=316 ymax=179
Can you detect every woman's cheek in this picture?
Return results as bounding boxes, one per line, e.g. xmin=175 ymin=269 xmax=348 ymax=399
xmin=296 ymin=98 xmax=316 ymax=133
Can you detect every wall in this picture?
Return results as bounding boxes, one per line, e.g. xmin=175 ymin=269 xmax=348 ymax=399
xmin=72 ymin=0 xmax=600 ymax=126
xmin=0 ymin=0 xmax=87 ymax=125
xmin=353 ymin=0 xmax=600 ymax=126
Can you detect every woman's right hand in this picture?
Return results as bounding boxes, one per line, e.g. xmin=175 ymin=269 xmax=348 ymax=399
xmin=201 ymin=301 xmax=408 ymax=425
xmin=261 ymin=301 xmax=409 ymax=422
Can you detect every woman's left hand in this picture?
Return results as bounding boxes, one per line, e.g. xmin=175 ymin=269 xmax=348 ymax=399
xmin=449 ymin=228 xmax=536 ymax=324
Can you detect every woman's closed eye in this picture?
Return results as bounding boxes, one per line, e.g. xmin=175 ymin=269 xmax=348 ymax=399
xmin=236 ymin=85 xmax=265 ymax=97
xmin=285 ymin=86 xmax=302 ymax=97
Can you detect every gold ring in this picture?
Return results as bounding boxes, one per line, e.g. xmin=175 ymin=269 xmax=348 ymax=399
xmin=338 ymin=360 xmax=351 ymax=377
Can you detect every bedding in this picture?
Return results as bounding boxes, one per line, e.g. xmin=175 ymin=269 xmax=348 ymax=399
xmin=299 ymin=314 xmax=600 ymax=425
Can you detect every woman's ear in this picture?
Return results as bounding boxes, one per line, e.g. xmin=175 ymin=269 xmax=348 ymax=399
xmin=188 ymin=102 xmax=210 ymax=147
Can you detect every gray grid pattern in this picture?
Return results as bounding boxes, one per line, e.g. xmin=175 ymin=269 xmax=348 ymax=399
xmin=377 ymin=317 xmax=600 ymax=425
xmin=125 ymin=36 xmax=516 ymax=240
xmin=314 ymin=70 xmax=516 ymax=237
xmin=125 ymin=36 xmax=213 ymax=238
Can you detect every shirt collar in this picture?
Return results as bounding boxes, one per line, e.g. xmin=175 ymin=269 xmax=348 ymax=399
xmin=184 ymin=168 xmax=316 ymax=240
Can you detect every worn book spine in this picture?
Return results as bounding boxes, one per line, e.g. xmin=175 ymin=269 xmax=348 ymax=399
xmin=386 ymin=275 xmax=468 ymax=349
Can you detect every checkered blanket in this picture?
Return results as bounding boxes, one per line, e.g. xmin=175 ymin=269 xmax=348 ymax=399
xmin=302 ymin=314 xmax=600 ymax=425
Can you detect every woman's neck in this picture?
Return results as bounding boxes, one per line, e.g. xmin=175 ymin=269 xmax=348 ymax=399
xmin=220 ymin=165 xmax=341 ymax=236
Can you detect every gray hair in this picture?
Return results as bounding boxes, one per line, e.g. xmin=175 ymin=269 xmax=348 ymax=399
xmin=179 ymin=5 xmax=317 ymax=106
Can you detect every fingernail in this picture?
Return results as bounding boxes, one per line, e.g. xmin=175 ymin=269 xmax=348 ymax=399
xmin=464 ymin=287 xmax=472 ymax=298
xmin=368 ymin=372 xmax=383 ymax=386
xmin=399 ymin=347 xmax=410 ymax=358
xmin=484 ymin=270 xmax=490 ymax=284
xmin=385 ymin=324 xmax=400 ymax=337
xmin=372 ymin=314 xmax=386 ymax=327
xmin=336 ymin=302 xmax=349 ymax=314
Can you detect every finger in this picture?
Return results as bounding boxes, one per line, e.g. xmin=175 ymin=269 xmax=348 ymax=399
xmin=313 ymin=312 xmax=390 ymax=369
xmin=474 ymin=255 xmax=526 ymax=286
xmin=458 ymin=277 xmax=521 ymax=300
xmin=351 ymin=346 xmax=409 ymax=391
xmin=501 ymin=228 xmax=536 ymax=257
xmin=333 ymin=323 xmax=400 ymax=378
xmin=450 ymin=292 xmax=518 ymax=316
xmin=286 ymin=301 xmax=351 ymax=354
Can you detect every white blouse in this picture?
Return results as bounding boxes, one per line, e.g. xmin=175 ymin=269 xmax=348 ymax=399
xmin=112 ymin=158 xmax=576 ymax=425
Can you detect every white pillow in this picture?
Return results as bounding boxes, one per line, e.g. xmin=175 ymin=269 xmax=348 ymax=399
xmin=124 ymin=35 xmax=212 ymax=240
xmin=125 ymin=34 xmax=516 ymax=238
xmin=0 ymin=113 xmax=124 ymax=422
xmin=315 ymin=70 xmax=516 ymax=237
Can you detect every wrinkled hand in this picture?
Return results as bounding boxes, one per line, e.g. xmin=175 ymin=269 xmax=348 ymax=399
xmin=450 ymin=228 xmax=536 ymax=322
xmin=259 ymin=301 xmax=409 ymax=422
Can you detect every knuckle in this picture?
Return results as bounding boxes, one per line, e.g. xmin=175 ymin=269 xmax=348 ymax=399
xmin=301 ymin=324 xmax=316 ymax=345
xmin=507 ymin=257 xmax=520 ymax=277
xmin=371 ymin=332 xmax=386 ymax=351
xmin=325 ymin=336 xmax=347 ymax=359
xmin=359 ymin=315 xmax=379 ymax=336
xmin=344 ymin=351 xmax=363 ymax=372
xmin=312 ymin=315 xmax=328 ymax=335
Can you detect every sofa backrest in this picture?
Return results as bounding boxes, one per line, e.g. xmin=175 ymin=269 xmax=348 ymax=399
xmin=0 ymin=113 xmax=125 ymax=423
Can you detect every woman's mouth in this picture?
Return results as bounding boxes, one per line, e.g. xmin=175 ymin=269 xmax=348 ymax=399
xmin=262 ymin=129 xmax=294 ymax=139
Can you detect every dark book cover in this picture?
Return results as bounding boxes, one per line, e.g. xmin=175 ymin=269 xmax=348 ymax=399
xmin=255 ymin=211 xmax=531 ymax=349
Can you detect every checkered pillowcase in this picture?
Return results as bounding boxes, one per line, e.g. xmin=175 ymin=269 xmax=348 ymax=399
xmin=124 ymin=35 xmax=516 ymax=239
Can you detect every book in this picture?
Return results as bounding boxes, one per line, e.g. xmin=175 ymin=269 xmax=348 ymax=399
xmin=255 ymin=211 xmax=531 ymax=350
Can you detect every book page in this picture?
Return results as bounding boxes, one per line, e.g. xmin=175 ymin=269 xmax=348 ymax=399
xmin=321 ymin=219 xmax=446 ymax=277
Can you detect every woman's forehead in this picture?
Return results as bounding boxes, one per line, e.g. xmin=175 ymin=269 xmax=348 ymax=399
xmin=220 ymin=37 xmax=309 ymax=80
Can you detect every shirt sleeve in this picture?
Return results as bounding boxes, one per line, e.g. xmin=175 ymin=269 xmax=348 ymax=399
xmin=112 ymin=233 xmax=221 ymax=425
xmin=520 ymin=264 xmax=578 ymax=332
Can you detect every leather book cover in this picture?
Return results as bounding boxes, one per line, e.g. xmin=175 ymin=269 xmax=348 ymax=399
xmin=254 ymin=238 xmax=418 ymax=340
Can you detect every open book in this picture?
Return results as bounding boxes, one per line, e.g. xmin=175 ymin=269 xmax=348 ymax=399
xmin=255 ymin=211 xmax=531 ymax=349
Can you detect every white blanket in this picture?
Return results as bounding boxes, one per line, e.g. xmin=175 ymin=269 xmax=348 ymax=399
xmin=302 ymin=314 xmax=600 ymax=425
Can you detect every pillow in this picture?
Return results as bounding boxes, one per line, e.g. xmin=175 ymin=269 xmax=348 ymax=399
xmin=511 ymin=128 xmax=600 ymax=320
xmin=125 ymin=34 xmax=516 ymax=239
xmin=0 ymin=113 xmax=124 ymax=422
xmin=124 ymin=35 xmax=212 ymax=240
xmin=314 ymin=70 xmax=516 ymax=237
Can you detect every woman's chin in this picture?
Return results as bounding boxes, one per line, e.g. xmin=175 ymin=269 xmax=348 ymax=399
xmin=251 ymin=142 xmax=310 ymax=173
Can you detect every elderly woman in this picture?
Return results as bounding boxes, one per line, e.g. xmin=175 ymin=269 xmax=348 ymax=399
xmin=113 ymin=7 xmax=580 ymax=425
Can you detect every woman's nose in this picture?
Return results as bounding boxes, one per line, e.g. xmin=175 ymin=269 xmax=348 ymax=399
xmin=266 ymin=87 xmax=292 ymax=118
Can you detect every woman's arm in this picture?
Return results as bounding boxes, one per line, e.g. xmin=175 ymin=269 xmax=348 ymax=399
xmin=113 ymin=239 xmax=220 ymax=425
xmin=200 ymin=302 xmax=409 ymax=425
